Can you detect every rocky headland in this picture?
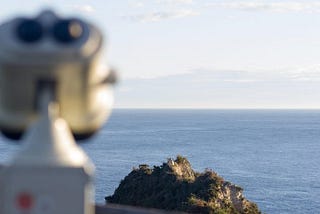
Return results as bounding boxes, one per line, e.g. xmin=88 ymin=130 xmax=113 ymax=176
xmin=106 ymin=156 xmax=260 ymax=214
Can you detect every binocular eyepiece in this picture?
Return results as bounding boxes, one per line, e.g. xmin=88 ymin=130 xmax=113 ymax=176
xmin=0 ymin=10 xmax=116 ymax=141
xmin=17 ymin=18 xmax=86 ymax=44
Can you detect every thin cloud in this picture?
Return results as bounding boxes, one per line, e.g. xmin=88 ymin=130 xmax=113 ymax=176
xmin=129 ymin=0 xmax=193 ymax=8
xmin=129 ymin=1 xmax=145 ymax=8
xmin=117 ymin=66 xmax=320 ymax=109
xmin=157 ymin=0 xmax=194 ymax=4
xmin=287 ymin=64 xmax=320 ymax=81
xmin=69 ymin=4 xmax=95 ymax=13
xmin=134 ymin=2 xmax=145 ymax=8
xmin=122 ymin=9 xmax=199 ymax=23
xmin=190 ymin=66 xmax=320 ymax=83
xmin=124 ymin=65 xmax=320 ymax=83
xmin=206 ymin=1 xmax=320 ymax=13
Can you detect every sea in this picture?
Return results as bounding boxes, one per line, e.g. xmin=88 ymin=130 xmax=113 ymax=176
xmin=0 ymin=109 xmax=319 ymax=214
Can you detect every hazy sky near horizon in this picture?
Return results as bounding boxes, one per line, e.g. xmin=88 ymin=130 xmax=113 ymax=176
xmin=1 ymin=0 xmax=320 ymax=108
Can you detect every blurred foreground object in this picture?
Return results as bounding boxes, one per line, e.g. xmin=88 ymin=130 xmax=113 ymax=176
xmin=0 ymin=10 xmax=116 ymax=214
xmin=0 ymin=10 xmax=116 ymax=140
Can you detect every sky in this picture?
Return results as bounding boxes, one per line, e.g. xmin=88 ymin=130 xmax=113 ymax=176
xmin=1 ymin=0 xmax=320 ymax=108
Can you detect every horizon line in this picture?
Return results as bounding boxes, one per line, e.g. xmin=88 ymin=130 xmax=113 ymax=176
xmin=113 ymin=107 xmax=320 ymax=110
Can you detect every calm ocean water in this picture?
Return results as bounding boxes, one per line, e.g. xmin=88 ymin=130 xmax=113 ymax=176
xmin=1 ymin=109 xmax=320 ymax=213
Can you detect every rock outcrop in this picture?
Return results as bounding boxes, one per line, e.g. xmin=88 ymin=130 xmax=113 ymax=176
xmin=106 ymin=156 xmax=260 ymax=214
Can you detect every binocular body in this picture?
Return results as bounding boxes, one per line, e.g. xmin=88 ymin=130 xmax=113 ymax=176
xmin=0 ymin=11 xmax=115 ymax=140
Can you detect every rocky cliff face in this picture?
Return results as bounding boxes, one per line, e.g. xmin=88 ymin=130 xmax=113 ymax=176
xmin=106 ymin=156 xmax=260 ymax=214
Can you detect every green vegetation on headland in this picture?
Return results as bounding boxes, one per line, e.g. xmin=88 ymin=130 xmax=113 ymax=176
xmin=106 ymin=156 xmax=261 ymax=214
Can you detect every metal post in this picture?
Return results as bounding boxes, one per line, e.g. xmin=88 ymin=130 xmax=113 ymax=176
xmin=0 ymin=85 xmax=95 ymax=214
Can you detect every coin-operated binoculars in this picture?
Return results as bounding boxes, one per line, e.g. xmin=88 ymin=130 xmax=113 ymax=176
xmin=0 ymin=10 xmax=116 ymax=214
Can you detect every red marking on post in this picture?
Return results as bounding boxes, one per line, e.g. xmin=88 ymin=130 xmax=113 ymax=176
xmin=16 ymin=192 xmax=33 ymax=210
